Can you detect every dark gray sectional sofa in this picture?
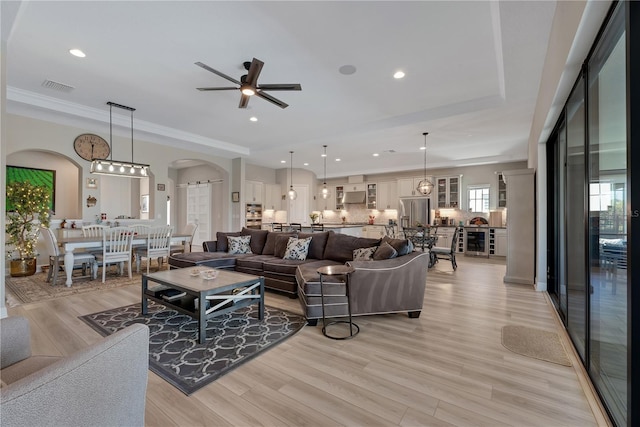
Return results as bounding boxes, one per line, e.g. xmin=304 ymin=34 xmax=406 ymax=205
xmin=169 ymin=227 xmax=429 ymax=325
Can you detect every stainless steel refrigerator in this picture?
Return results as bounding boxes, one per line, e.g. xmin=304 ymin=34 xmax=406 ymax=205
xmin=398 ymin=198 xmax=431 ymax=229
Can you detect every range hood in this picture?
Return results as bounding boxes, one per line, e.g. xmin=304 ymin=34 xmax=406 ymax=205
xmin=342 ymin=191 xmax=366 ymax=204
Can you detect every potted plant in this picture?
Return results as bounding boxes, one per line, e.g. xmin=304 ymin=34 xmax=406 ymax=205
xmin=5 ymin=181 xmax=51 ymax=277
xmin=309 ymin=213 xmax=319 ymax=224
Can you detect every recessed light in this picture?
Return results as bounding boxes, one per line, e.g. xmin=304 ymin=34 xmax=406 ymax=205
xmin=69 ymin=49 xmax=86 ymax=58
xmin=339 ymin=65 xmax=357 ymax=75
xmin=280 ymin=160 xmax=286 ymax=164
xmin=321 ymin=153 xmax=327 ymax=158
xmin=335 ymin=158 xmax=341 ymax=162
xmin=420 ymin=146 xmax=426 ymax=150
xmin=373 ymin=153 xmax=379 ymax=157
xmin=393 ymin=71 xmax=405 ymax=79
xmin=249 ymin=116 xmax=258 ymax=122
xmin=303 ymin=162 xmax=309 ymax=166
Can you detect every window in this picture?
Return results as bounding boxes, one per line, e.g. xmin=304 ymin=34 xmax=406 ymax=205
xmin=468 ymin=186 xmax=489 ymax=213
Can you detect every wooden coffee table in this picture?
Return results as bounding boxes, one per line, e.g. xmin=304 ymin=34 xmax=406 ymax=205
xmin=142 ymin=268 xmax=264 ymax=344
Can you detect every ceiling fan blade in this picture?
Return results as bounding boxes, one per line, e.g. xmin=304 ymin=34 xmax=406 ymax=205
xmin=245 ymin=58 xmax=264 ymax=87
xmin=255 ymin=91 xmax=288 ymax=109
xmin=238 ymin=93 xmax=250 ymax=109
xmin=196 ymin=87 xmax=238 ymax=91
xmin=194 ymin=62 xmax=241 ymax=85
xmin=257 ymin=83 xmax=302 ymax=91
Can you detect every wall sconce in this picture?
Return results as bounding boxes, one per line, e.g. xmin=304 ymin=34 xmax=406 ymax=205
xmin=86 ymin=195 xmax=97 ymax=207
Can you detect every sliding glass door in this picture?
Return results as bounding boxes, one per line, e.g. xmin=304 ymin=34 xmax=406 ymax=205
xmin=587 ymin=6 xmax=627 ymax=425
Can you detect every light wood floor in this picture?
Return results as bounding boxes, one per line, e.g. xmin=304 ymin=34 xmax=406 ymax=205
xmin=7 ymin=256 xmax=611 ymax=426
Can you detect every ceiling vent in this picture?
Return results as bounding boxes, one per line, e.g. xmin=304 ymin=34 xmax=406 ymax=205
xmin=42 ymin=79 xmax=75 ymax=92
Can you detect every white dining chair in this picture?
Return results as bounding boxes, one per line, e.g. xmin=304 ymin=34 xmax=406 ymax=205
xmin=40 ymin=226 xmax=96 ymax=284
xmin=129 ymin=224 xmax=151 ymax=253
xmin=95 ymin=227 xmax=134 ymax=283
xmin=135 ymin=225 xmax=173 ymax=273
xmin=82 ymin=224 xmax=108 ymax=256
xmin=170 ymin=222 xmax=198 ymax=255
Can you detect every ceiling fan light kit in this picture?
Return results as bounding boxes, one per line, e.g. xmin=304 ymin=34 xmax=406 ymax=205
xmin=90 ymin=102 xmax=150 ymax=179
xmin=195 ymin=58 xmax=301 ymax=109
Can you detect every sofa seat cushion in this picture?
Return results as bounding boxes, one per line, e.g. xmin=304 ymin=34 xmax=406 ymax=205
xmin=169 ymin=252 xmax=250 ymax=269
xmin=262 ymin=258 xmax=317 ymax=277
xmin=323 ymin=231 xmax=381 ymax=263
xmin=235 ymin=254 xmax=278 ymax=271
xmin=1 ymin=355 xmax=62 ymax=386
xmin=295 ymin=259 xmax=345 ymax=295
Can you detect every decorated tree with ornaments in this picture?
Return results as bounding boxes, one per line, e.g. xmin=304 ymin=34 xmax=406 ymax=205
xmin=5 ymin=181 xmax=51 ymax=259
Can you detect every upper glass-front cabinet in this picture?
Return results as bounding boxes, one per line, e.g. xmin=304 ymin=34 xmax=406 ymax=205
xmin=436 ymin=176 xmax=460 ymax=208
xmin=498 ymin=173 xmax=507 ymax=208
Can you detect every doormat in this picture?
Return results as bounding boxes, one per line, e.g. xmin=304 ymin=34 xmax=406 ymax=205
xmin=79 ymin=301 xmax=306 ymax=395
xmin=501 ymin=325 xmax=571 ymax=366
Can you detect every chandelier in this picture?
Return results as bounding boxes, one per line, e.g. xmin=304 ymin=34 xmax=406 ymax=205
xmin=320 ymin=145 xmax=331 ymax=200
xmin=90 ymin=102 xmax=150 ymax=178
xmin=288 ymin=151 xmax=297 ymax=200
xmin=416 ymin=132 xmax=433 ymax=195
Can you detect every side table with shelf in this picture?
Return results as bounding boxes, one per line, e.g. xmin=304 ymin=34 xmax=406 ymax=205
xmin=317 ymin=265 xmax=359 ymax=340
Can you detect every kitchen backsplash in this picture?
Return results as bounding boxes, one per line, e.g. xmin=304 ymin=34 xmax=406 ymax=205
xmin=264 ymin=205 xmax=506 ymax=226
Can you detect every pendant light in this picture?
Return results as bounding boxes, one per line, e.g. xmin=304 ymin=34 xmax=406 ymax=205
xmin=288 ymin=151 xmax=297 ymax=200
xmin=320 ymin=145 xmax=331 ymax=199
xmin=90 ymin=102 xmax=150 ymax=178
xmin=416 ymin=132 xmax=433 ymax=195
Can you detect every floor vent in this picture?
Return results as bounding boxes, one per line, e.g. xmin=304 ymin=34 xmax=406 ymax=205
xmin=42 ymin=79 xmax=75 ymax=92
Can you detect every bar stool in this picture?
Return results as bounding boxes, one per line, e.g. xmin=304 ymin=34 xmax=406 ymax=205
xmin=317 ymin=265 xmax=359 ymax=339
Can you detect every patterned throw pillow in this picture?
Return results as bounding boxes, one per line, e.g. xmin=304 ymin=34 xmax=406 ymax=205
xmin=282 ymin=237 xmax=312 ymax=260
xmin=227 ymin=235 xmax=252 ymax=254
xmin=353 ymin=246 xmax=376 ymax=261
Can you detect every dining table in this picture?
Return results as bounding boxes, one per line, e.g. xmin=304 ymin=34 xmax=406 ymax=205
xmin=58 ymin=233 xmax=191 ymax=286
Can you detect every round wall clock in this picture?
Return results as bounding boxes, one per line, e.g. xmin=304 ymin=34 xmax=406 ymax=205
xmin=73 ymin=133 xmax=110 ymax=161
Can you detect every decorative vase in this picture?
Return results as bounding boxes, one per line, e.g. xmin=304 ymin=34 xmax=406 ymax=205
xmin=10 ymin=258 xmax=37 ymax=277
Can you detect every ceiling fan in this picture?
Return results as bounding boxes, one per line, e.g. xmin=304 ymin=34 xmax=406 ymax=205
xmin=195 ymin=58 xmax=301 ymax=109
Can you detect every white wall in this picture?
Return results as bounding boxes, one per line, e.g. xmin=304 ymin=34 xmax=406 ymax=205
xmin=5 ymin=113 xmax=234 ymax=228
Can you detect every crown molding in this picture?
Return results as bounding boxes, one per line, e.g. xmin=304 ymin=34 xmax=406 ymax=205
xmin=6 ymin=87 xmax=250 ymax=156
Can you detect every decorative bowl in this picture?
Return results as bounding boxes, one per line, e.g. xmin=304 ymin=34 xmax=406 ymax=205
xmin=200 ymin=269 xmax=218 ymax=280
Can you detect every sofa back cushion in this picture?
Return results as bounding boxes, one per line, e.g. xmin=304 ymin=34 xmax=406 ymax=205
xmin=323 ymin=231 xmax=381 ymax=263
xmin=216 ymin=231 xmax=241 ymax=252
xmin=263 ymin=232 xmax=297 ymax=256
xmin=382 ymin=235 xmax=414 ymax=256
xmin=297 ymin=231 xmax=330 ymax=260
xmin=240 ymin=227 xmax=269 ymax=254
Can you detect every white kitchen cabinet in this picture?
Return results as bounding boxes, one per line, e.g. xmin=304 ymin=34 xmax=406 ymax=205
xmin=245 ymin=180 xmax=264 ymax=204
xmin=377 ymin=181 xmax=397 ymax=210
xmin=366 ymin=183 xmax=377 ymax=209
xmin=397 ymin=177 xmax=433 ymax=198
xmin=433 ymin=227 xmax=455 ymax=249
xmin=335 ymin=185 xmax=344 ymax=210
xmin=490 ymin=228 xmax=507 ymax=257
xmin=264 ymin=184 xmax=281 ymax=210
xmin=436 ymin=176 xmax=461 ymax=208
xmin=344 ymin=183 xmax=365 ymax=192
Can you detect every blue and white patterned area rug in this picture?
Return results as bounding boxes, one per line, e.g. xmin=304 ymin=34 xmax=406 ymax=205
xmin=79 ymin=302 xmax=306 ymax=395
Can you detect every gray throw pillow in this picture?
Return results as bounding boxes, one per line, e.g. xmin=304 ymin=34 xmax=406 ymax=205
xmin=382 ymin=235 xmax=413 ymax=256
xmin=373 ymin=241 xmax=398 ymax=260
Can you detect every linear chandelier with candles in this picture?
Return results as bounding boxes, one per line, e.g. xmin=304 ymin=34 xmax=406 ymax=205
xmin=90 ymin=102 xmax=150 ymax=178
